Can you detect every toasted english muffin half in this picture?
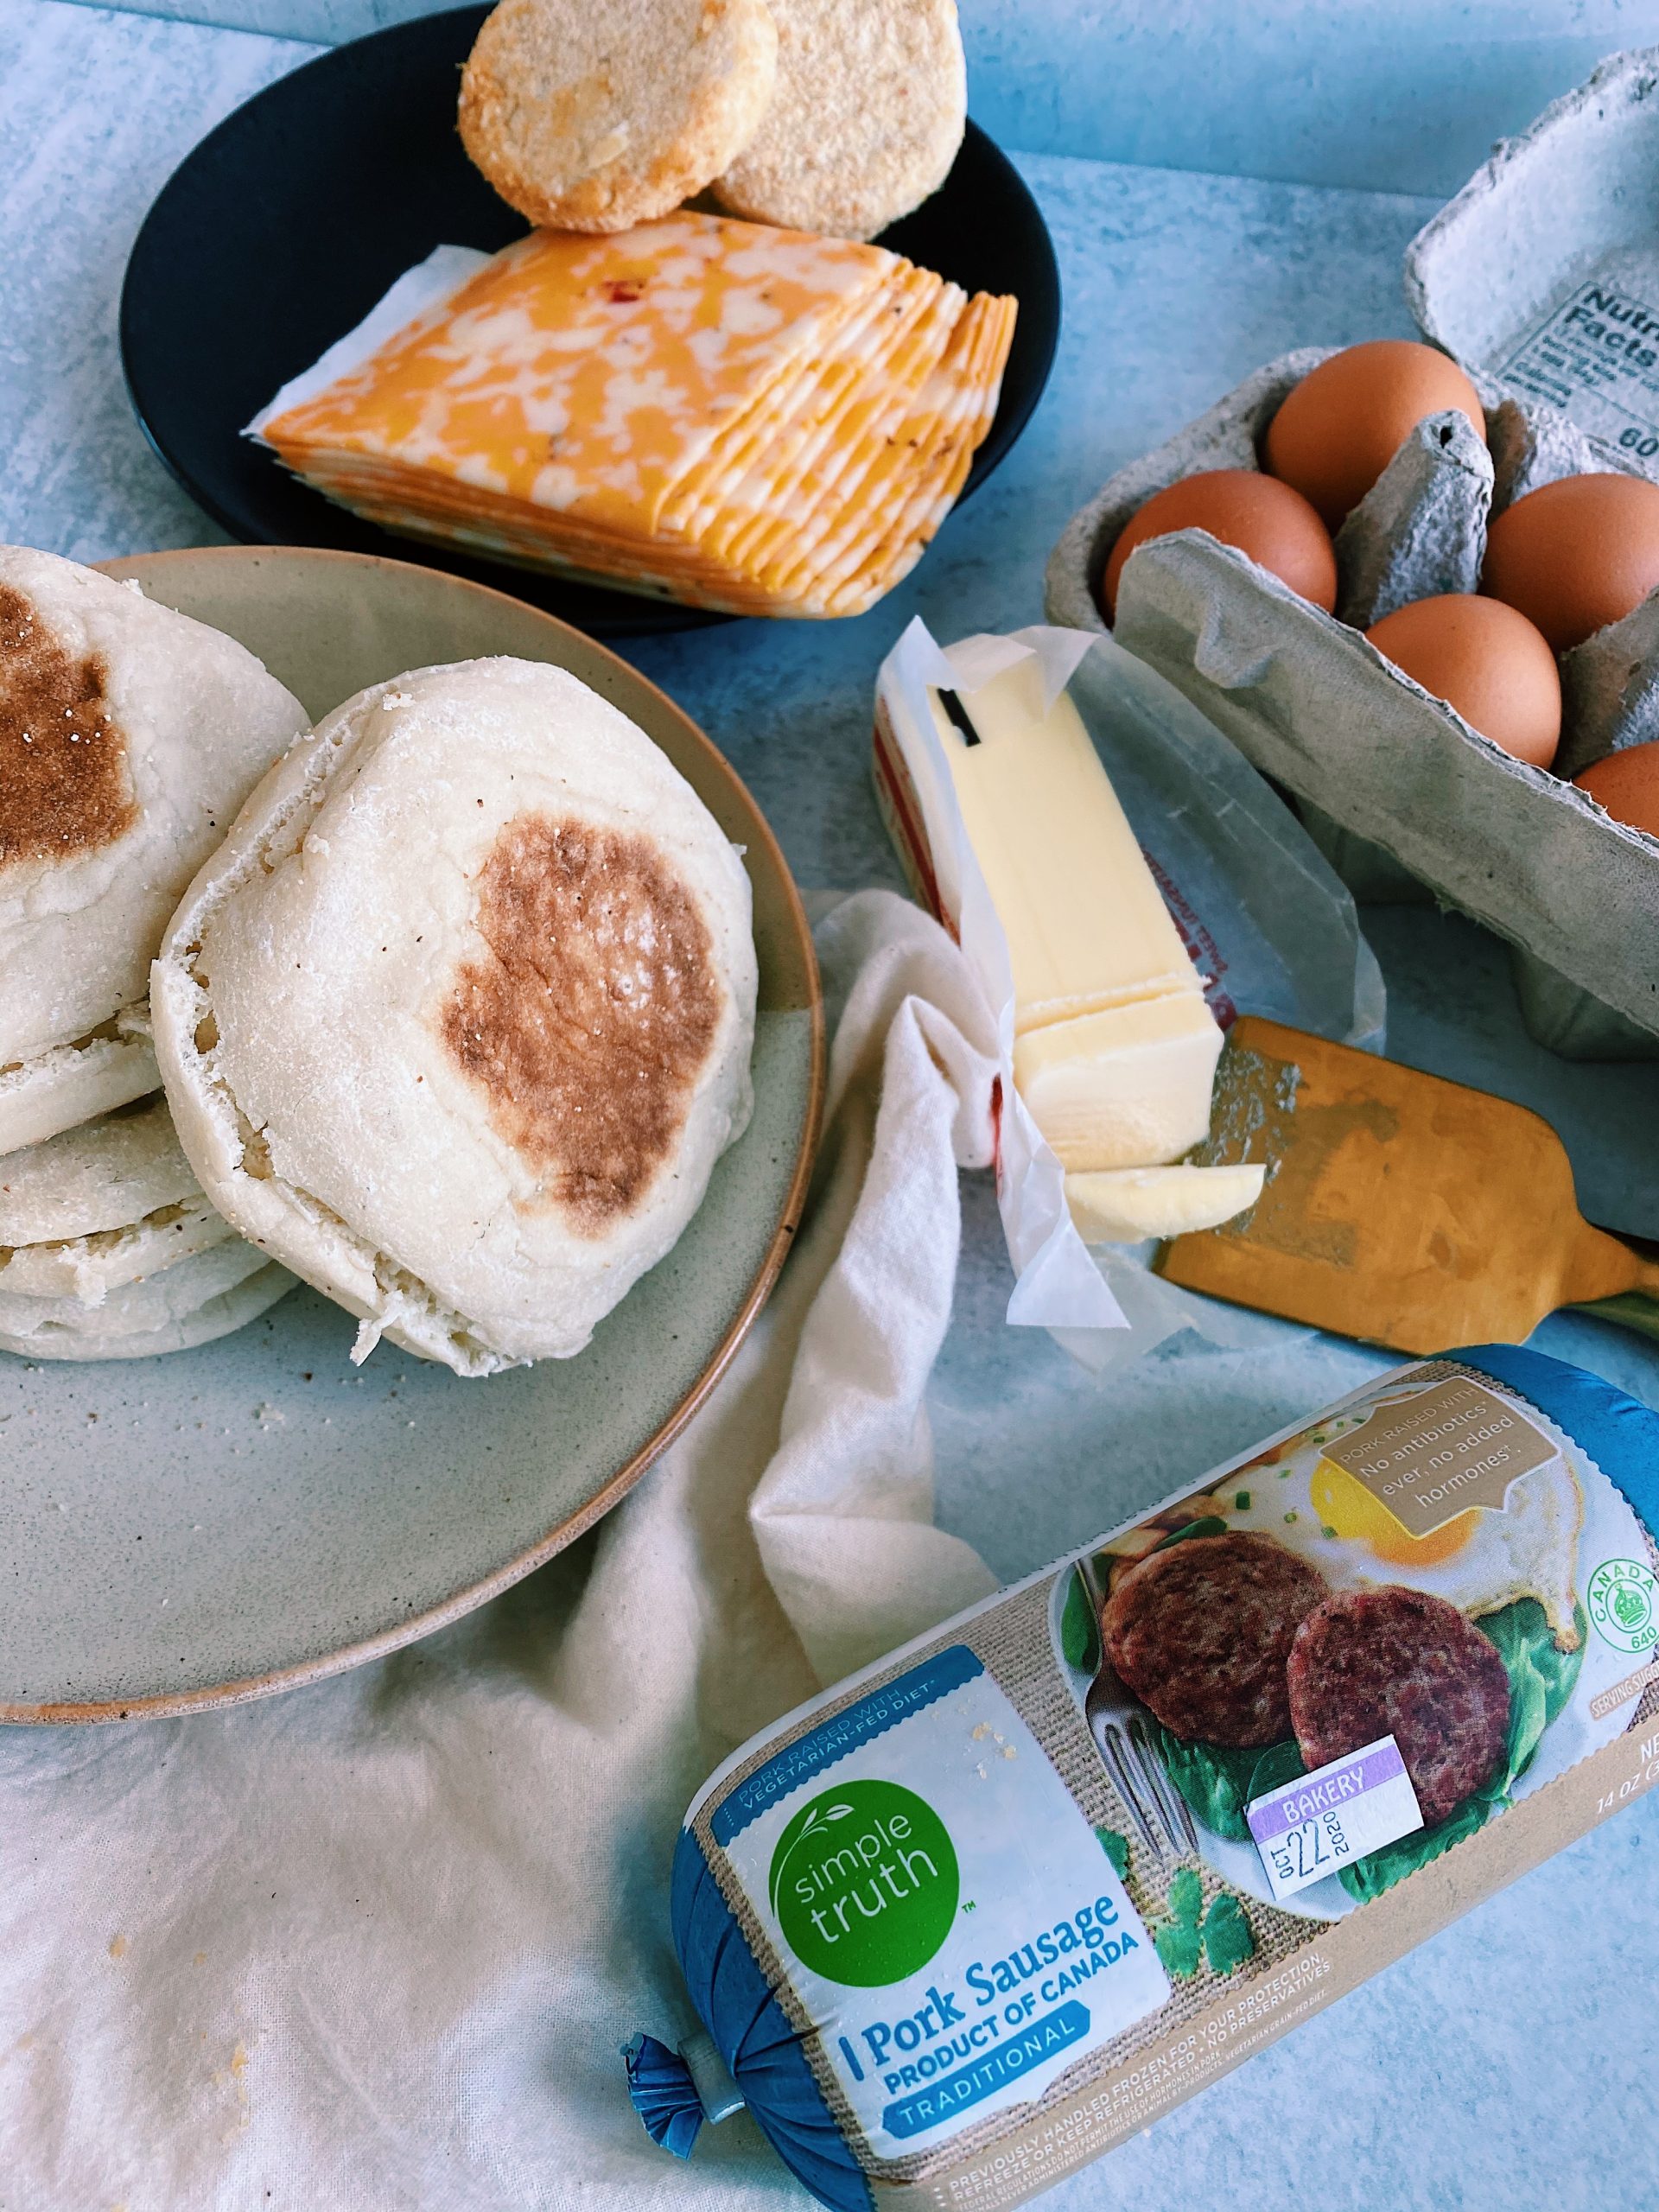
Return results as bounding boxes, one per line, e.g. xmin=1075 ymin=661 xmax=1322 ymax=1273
xmin=0 ymin=1094 xmax=238 ymax=1306
xmin=460 ymin=0 xmax=778 ymax=233
xmin=0 ymin=549 xmax=308 ymax=1150
xmin=152 ymin=658 xmax=758 ymax=1377
xmin=712 ymin=0 xmax=965 ymax=240
xmin=0 ymin=1238 xmax=293 ymax=1361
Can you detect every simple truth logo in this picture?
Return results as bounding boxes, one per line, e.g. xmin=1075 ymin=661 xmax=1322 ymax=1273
xmin=770 ymin=1780 xmax=960 ymax=1987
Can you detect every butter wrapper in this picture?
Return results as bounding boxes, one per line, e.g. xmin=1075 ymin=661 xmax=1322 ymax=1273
xmin=872 ymin=620 xmax=1384 ymax=1363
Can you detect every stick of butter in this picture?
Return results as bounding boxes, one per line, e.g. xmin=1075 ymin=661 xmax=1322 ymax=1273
xmin=925 ymin=659 xmax=1200 ymax=1032
xmin=926 ymin=658 xmax=1238 ymax=1221
xmin=1012 ymin=991 xmax=1223 ymax=1169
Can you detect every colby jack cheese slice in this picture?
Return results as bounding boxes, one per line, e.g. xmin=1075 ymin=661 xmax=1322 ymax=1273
xmin=258 ymin=214 xmax=1016 ymax=620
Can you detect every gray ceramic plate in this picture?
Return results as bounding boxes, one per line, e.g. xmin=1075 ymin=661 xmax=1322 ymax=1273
xmin=0 ymin=547 xmax=822 ymax=1723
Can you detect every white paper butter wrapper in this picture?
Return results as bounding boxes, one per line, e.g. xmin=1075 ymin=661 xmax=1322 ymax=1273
xmin=873 ymin=621 xmax=1384 ymax=1368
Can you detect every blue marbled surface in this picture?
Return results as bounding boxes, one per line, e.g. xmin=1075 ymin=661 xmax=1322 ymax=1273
xmin=41 ymin=0 xmax=1659 ymax=195
xmin=0 ymin=3 xmax=1655 ymax=2206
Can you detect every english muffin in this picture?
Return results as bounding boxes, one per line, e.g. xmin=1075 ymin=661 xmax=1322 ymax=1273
xmin=0 ymin=1094 xmax=235 ymax=1306
xmin=460 ymin=0 xmax=778 ymax=232
xmin=153 ymin=658 xmax=758 ymax=1376
xmin=0 ymin=1010 xmax=158 ymax=1161
xmin=712 ymin=0 xmax=965 ymax=240
xmin=0 ymin=1241 xmax=294 ymax=1361
xmin=0 ymin=549 xmax=308 ymax=1149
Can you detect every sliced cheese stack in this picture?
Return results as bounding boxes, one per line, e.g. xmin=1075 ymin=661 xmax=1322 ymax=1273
xmin=925 ymin=659 xmax=1264 ymax=1242
xmin=257 ymin=214 xmax=1016 ymax=620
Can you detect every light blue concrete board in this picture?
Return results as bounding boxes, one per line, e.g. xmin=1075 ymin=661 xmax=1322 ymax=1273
xmin=0 ymin=1 xmax=320 ymax=563
xmin=44 ymin=0 xmax=1659 ymax=198
xmin=1 ymin=5 xmax=1656 ymax=2202
xmin=968 ymin=0 xmax=1659 ymax=199
xmin=626 ymin=135 xmax=1659 ymax=2212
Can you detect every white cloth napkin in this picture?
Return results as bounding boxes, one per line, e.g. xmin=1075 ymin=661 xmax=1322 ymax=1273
xmin=0 ymin=891 xmax=1005 ymax=2212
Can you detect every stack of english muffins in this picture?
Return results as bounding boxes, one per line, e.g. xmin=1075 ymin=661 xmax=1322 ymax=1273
xmin=0 ymin=548 xmax=308 ymax=1358
xmin=0 ymin=547 xmax=757 ymax=1373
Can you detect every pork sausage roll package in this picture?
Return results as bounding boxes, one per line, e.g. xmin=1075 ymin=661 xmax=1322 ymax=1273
xmin=627 ymin=1346 xmax=1659 ymax=2209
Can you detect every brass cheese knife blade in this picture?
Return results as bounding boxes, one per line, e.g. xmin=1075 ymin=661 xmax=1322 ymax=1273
xmin=1156 ymin=1015 xmax=1659 ymax=1354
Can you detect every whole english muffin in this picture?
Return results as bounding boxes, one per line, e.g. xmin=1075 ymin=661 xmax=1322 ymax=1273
xmin=459 ymin=0 xmax=779 ymax=233
xmin=151 ymin=658 xmax=758 ymax=1378
xmin=712 ymin=0 xmax=966 ymax=241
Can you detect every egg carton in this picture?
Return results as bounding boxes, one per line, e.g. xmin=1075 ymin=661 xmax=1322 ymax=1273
xmin=1046 ymin=47 xmax=1659 ymax=1061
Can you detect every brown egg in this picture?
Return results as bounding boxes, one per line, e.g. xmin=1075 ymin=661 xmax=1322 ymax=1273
xmin=1574 ymin=742 xmax=1659 ymax=837
xmin=1100 ymin=468 xmax=1337 ymax=622
xmin=1365 ymin=594 xmax=1561 ymax=768
xmin=1481 ymin=474 xmax=1659 ymax=652
xmin=1262 ymin=340 xmax=1486 ymax=529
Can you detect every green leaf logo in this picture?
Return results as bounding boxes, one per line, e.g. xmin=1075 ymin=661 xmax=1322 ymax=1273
xmin=768 ymin=1799 xmax=856 ymax=1921
xmin=767 ymin=1780 xmax=959 ymax=1989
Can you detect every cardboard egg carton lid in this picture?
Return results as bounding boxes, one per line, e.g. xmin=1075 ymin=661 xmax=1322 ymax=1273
xmin=1109 ymin=531 xmax=1659 ymax=1047
xmin=1407 ymin=46 xmax=1659 ymax=480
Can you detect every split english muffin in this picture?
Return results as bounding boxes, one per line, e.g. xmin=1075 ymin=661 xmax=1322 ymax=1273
xmin=0 ymin=1241 xmax=295 ymax=1362
xmin=0 ymin=548 xmax=308 ymax=1154
xmin=152 ymin=657 xmax=759 ymax=1377
xmin=0 ymin=1007 xmax=158 ymax=1162
xmin=0 ymin=1092 xmax=296 ymax=1359
xmin=0 ymin=1094 xmax=236 ymax=1306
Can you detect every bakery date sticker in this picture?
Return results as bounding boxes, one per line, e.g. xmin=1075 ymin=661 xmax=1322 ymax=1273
xmin=1246 ymin=1737 xmax=1423 ymax=1904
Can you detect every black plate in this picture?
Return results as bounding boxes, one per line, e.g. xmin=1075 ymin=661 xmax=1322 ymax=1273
xmin=120 ymin=8 xmax=1060 ymax=638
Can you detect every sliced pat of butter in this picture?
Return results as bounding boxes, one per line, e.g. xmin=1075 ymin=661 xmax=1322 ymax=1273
xmin=1013 ymin=991 xmax=1224 ymax=1171
xmin=1066 ymin=1162 xmax=1266 ymax=1244
xmin=928 ymin=661 xmax=1198 ymax=1033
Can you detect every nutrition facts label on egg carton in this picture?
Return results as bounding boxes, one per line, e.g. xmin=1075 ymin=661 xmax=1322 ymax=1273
xmin=1503 ymin=270 xmax=1659 ymax=461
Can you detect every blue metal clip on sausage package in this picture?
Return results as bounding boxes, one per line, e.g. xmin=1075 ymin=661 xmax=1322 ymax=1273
xmin=626 ymin=1347 xmax=1659 ymax=2209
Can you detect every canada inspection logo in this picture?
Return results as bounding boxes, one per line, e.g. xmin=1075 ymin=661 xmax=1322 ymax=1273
xmin=1586 ymin=1558 xmax=1658 ymax=1656
xmin=770 ymin=1780 xmax=960 ymax=1987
